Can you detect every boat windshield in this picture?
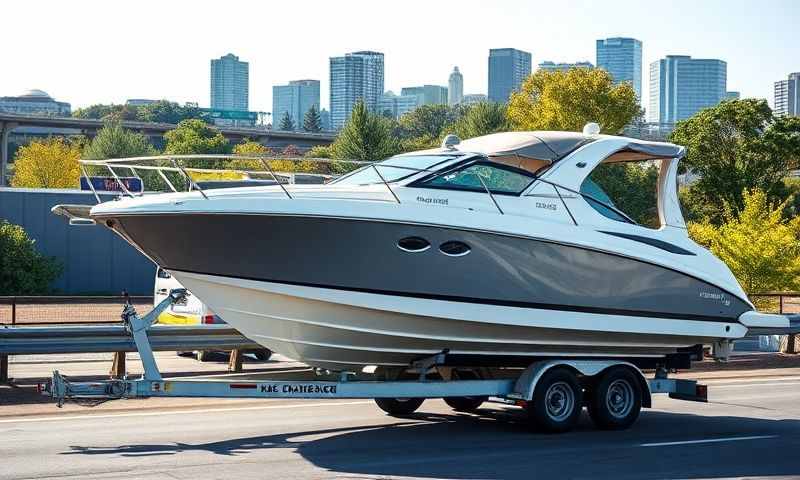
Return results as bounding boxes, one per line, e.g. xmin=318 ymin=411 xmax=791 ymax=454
xmin=331 ymin=155 xmax=459 ymax=185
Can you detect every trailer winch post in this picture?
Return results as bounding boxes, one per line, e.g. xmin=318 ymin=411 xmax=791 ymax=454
xmin=122 ymin=288 xmax=188 ymax=381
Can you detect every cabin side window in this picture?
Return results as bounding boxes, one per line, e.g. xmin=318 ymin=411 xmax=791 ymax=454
xmin=579 ymin=160 xmax=660 ymax=228
xmin=419 ymin=162 xmax=535 ymax=195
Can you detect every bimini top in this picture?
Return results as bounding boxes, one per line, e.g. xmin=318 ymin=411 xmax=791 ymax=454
xmin=444 ymin=131 xmax=685 ymax=173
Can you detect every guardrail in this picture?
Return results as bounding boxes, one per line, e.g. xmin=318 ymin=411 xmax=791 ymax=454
xmin=0 ymin=324 xmax=260 ymax=382
xmin=0 ymin=295 xmax=153 ymax=326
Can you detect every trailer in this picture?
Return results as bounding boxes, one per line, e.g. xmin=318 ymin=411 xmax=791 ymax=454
xmin=45 ymin=289 xmax=709 ymax=433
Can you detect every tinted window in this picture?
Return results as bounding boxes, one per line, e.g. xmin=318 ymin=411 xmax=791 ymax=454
xmin=421 ymin=163 xmax=534 ymax=195
xmin=332 ymin=155 xmax=457 ymax=185
xmin=580 ymin=162 xmax=659 ymax=227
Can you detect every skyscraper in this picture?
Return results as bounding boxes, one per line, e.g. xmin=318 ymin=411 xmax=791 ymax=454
xmin=448 ymin=67 xmax=463 ymax=105
xmin=272 ymin=80 xmax=320 ymax=131
xmin=648 ymin=55 xmax=727 ymax=123
xmin=378 ymin=91 xmax=420 ymax=119
xmin=538 ymin=61 xmax=594 ymax=72
xmin=401 ymin=85 xmax=448 ymax=105
xmin=329 ymin=51 xmax=384 ymax=129
xmin=210 ymin=53 xmax=249 ymax=111
xmin=596 ymin=38 xmax=642 ymax=101
xmin=775 ymin=73 xmax=800 ymax=117
xmin=488 ymin=48 xmax=532 ymax=103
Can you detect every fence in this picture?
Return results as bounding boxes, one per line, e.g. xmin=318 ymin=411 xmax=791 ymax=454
xmin=0 ymin=295 xmax=154 ymax=326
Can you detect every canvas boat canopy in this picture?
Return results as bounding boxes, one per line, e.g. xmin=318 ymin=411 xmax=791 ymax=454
xmin=452 ymin=131 xmax=685 ymax=173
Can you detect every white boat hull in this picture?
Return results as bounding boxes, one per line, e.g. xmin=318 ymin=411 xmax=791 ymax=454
xmin=174 ymin=271 xmax=747 ymax=371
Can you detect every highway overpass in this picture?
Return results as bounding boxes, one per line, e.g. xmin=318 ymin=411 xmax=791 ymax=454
xmin=0 ymin=113 xmax=336 ymax=186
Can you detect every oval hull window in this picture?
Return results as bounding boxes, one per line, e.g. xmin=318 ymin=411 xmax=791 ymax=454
xmin=439 ymin=241 xmax=471 ymax=257
xmin=397 ymin=236 xmax=430 ymax=253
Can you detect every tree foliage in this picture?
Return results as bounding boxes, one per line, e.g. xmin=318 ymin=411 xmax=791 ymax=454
xmin=279 ymin=111 xmax=295 ymax=131
xmin=11 ymin=137 xmax=82 ymax=188
xmin=589 ymin=162 xmax=660 ymax=227
xmin=83 ymin=121 xmax=157 ymax=160
xmin=507 ymin=68 xmax=640 ymax=134
xmin=671 ymin=99 xmax=800 ymax=224
xmin=0 ymin=220 xmax=62 ymax=295
xmin=688 ymin=189 xmax=800 ymax=293
xmin=305 ymin=145 xmax=333 ymax=159
xmin=303 ymin=104 xmax=322 ymax=132
xmin=448 ymin=102 xmax=509 ymax=140
xmin=332 ymin=100 xmax=399 ymax=161
xmin=399 ymin=104 xmax=465 ymax=139
xmin=73 ymin=101 xmax=210 ymax=124
xmin=164 ymin=119 xmax=229 ymax=155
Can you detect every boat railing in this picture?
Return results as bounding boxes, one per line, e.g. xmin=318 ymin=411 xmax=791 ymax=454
xmin=79 ymin=154 xmax=506 ymax=214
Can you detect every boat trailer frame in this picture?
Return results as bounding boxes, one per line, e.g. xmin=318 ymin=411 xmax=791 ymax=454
xmin=45 ymin=290 xmax=707 ymax=408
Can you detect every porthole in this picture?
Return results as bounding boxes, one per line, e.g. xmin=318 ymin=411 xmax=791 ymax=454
xmin=439 ymin=241 xmax=471 ymax=257
xmin=397 ymin=236 xmax=430 ymax=253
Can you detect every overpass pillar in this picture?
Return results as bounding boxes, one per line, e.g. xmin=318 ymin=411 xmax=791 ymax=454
xmin=0 ymin=122 xmax=18 ymax=187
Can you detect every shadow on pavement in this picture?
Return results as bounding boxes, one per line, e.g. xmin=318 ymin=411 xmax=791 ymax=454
xmin=62 ymin=407 xmax=800 ymax=479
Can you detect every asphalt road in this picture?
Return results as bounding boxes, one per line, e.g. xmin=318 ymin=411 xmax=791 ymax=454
xmin=2 ymin=374 xmax=800 ymax=479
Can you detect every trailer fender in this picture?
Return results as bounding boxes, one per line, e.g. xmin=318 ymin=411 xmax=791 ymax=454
xmin=510 ymin=360 xmax=651 ymax=408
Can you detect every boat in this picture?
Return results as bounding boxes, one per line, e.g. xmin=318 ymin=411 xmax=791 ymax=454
xmin=61 ymin=125 xmax=792 ymax=371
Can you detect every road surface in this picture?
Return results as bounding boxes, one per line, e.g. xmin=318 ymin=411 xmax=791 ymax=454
xmin=2 ymin=373 xmax=800 ymax=479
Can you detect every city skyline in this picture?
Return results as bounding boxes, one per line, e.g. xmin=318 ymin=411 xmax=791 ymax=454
xmin=2 ymin=0 xmax=798 ymax=114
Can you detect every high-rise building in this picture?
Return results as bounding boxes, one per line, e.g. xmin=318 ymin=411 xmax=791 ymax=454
xmin=775 ymin=73 xmax=800 ymax=117
xmin=538 ymin=61 xmax=594 ymax=72
xmin=648 ymin=55 xmax=727 ymax=123
xmin=329 ymin=51 xmax=384 ymax=129
xmin=596 ymin=38 xmax=642 ymax=101
xmin=448 ymin=67 xmax=464 ymax=105
xmin=463 ymin=93 xmax=488 ymax=105
xmin=378 ymin=91 xmax=421 ymax=119
xmin=488 ymin=48 xmax=532 ymax=103
xmin=272 ymin=80 xmax=320 ymax=131
xmin=210 ymin=53 xmax=249 ymax=111
xmin=401 ymin=85 xmax=448 ymax=106
xmin=0 ymin=89 xmax=70 ymax=116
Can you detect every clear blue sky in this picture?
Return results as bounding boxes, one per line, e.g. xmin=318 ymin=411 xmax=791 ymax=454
xmin=2 ymin=0 xmax=797 ymax=114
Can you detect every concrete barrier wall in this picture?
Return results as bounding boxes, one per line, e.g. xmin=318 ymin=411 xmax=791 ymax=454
xmin=0 ymin=188 xmax=155 ymax=295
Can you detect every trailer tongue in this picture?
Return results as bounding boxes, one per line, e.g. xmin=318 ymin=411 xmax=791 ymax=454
xmin=45 ymin=289 xmax=712 ymax=433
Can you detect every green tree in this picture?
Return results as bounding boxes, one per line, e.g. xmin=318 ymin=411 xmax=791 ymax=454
xmin=688 ymin=189 xmax=800 ymax=293
xmin=83 ymin=121 xmax=157 ymax=160
xmin=507 ymin=68 xmax=640 ymax=134
xmin=72 ymin=104 xmax=128 ymax=120
xmin=136 ymin=101 xmax=210 ymax=124
xmin=332 ymin=100 xmax=399 ymax=161
xmin=10 ymin=137 xmax=82 ymax=188
xmin=448 ymin=102 xmax=509 ymax=140
xmin=279 ymin=111 xmax=296 ymax=131
xmin=399 ymin=104 xmax=463 ymax=139
xmin=303 ymin=105 xmax=322 ymax=132
xmin=164 ymin=119 xmax=229 ymax=155
xmin=671 ymin=99 xmax=800 ymax=224
xmin=589 ymin=162 xmax=660 ymax=227
xmin=0 ymin=220 xmax=62 ymax=295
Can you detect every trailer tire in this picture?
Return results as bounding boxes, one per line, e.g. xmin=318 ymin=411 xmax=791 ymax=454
xmin=374 ymin=397 xmax=424 ymax=416
xmin=525 ymin=367 xmax=583 ymax=433
xmin=444 ymin=396 xmax=486 ymax=412
xmin=588 ymin=367 xmax=642 ymax=430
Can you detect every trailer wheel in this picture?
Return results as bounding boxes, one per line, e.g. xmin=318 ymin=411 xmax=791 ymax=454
xmin=526 ymin=368 xmax=583 ymax=433
xmin=444 ymin=396 xmax=486 ymax=412
xmin=588 ymin=367 xmax=642 ymax=430
xmin=374 ymin=397 xmax=424 ymax=416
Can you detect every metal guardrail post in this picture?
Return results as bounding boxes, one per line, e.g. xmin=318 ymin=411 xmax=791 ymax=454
xmin=11 ymin=296 xmax=16 ymax=326
xmin=0 ymin=354 xmax=8 ymax=382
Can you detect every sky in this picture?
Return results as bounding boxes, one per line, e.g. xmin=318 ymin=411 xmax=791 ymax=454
xmin=2 ymin=0 xmax=798 ymax=115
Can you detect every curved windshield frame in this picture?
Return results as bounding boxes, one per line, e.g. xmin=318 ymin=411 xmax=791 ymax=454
xmin=330 ymin=155 xmax=459 ymax=186
xmin=412 ymin=160 xmax=537 ymax=196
